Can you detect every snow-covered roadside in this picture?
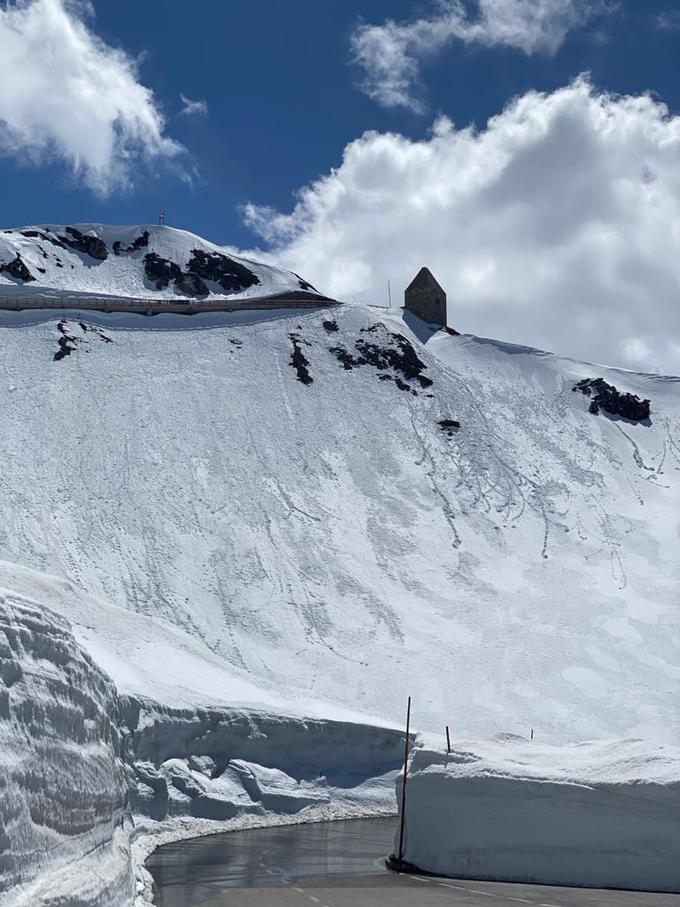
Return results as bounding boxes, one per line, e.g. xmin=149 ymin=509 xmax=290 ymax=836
xmin=397 ymin=738 xmax=680 ymax=893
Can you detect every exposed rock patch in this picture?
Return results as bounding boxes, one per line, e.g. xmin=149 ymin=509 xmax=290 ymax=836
xmin=329 ymin=330 xmax=433 ymax=395
xmin=144 ymin=249 xmax=255 ymax=297
xmin=322 ymin=319 xmax=339 ymax=333
xmin=20 ymin=229 xmax=67 ymax=250
xmin=0 ymin=253 xmax=35 ymax=283
xmin=54 ymin=321 xmax=81 ymax=361
xmin=113 ymin=231 xmax=150 ymax=256
xmin=289 ymin=333 xmax=313 ymax=385
xmin=144 ymin=253 xmax=181 ymax=290
xmin=186 ymin=249 xmax=260 ymax=295
xmin=53 ymin=321 xmax=112 ymax=360
xmin=573 ymin=378 xmax=651 ymax=423
xmin=79 ymin=322 xmax=113 ymax=344
xmin=439 ymin=419 xmax=461 ymax=436
xmin=295 ymin=273 xmax=317 ymax=292
xmin=58 ymin=227 xmax=108 ymax=261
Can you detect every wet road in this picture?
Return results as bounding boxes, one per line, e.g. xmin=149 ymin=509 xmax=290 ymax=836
xmin=148 ymin=817 xmax=680 ymax=907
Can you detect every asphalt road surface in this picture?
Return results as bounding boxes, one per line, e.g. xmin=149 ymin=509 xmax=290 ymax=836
xmin=148 ymin=817 xmax=680 ymax=907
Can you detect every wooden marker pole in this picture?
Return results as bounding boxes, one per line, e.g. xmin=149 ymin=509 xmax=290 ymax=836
xmin=397 ymin=696 xmax=412 ymax=871
xmin=446 ymin=725 xmax=451 ymax=755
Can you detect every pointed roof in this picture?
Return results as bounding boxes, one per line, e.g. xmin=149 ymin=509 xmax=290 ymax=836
xmin=406 ymin=267 xmax=445 ymax=296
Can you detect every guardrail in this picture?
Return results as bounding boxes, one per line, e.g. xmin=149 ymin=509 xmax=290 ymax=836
xmin=0 ymin=292 xmax=339 ymax=315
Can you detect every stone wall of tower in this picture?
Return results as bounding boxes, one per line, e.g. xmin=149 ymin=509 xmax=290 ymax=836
xmin=404 ymin=286 xmax=446 ymax=327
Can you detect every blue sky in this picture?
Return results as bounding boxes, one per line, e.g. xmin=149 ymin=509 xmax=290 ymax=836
xmin=3 ymin=0 xmax=680 ymax=371
xmin=1 ymin=0 xmax=678 ymax=245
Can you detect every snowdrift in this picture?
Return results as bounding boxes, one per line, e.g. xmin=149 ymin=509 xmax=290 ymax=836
xmin=397 ymin=739 xmax=680 ymax=893
xmin=0 ymin=224 xmax=319 ymax=303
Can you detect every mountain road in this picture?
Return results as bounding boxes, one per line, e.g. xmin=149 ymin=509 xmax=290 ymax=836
xmin=147 ymin=818 xmax=680 ymax=907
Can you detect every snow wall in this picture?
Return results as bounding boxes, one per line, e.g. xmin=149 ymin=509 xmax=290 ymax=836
xmin=0 ymin=594 xmax=134 ymax=907
xmin=0 ymin=586 xmax=405 ymax=905
xmin=397 ymin=743 xmax=680 ymax=893
xmin=125 ymin=699 xmax=405 ymax=824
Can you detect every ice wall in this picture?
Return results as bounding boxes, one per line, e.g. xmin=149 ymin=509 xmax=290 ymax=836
xmin=0 ymin=594 xmax=134 ymax=907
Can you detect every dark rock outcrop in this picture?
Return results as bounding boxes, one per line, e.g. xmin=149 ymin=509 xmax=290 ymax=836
xmin=329 ymin=331 xmax=433 ymax=394
xmin=322 ymin=319 xmax=339 ymax=333
xmin=295 ymin=273 xmax=317 ymax=292
xmin=289 ymin=333 xmax=313 ymax=385
xmin=573 ymin=378 xmax=651 ymax=423
xmin=145 ymin=249 xmax=255 ymax=297
xmin=144 ymin=253 xmax=182 ymax=290
xmin=0 ymin=253 xmax=36 ymax=283
xmin=58 ymin=227 xmax=108 ymax=261
xmin=20 ymin=229 xmax=67 ymax=250
xmin=186 ymin=249 xmax=259 ymax=294
xmin=54 ymin=321 xmax=80 ymax=361
xmin=113 ymin=231 xmax=150 ymax=256
xmin=439 ymin=419 xmax=461 ymax=436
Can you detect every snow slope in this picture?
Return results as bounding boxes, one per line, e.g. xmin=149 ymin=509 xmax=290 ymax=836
xmin=0 ymin=304 xmax=678 ymax=744
xmin=397 ymin=738 xmax=680 ymax=892
xmin=0 ymin=224 xmax=318 ymax=302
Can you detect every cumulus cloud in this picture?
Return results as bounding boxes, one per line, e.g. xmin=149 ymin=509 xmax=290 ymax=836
xmin=352 ymin=0 xmax=612 ymax=112
xmin=243 ymin=78 xmax=680 ymax=375
xmin=179 ymin=93 xmax=208 ymax=117
xmin=0 ymin=0 xmax=181 ymax=193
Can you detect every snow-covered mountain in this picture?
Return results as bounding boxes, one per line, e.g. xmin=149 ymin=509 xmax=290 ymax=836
xmin=0 ymin=224 xmax=320 ymax=302
xmin=1 ymin=302 xmax=678 ymax=744
xmin=2 ymin=288 xmax=680 ymax=905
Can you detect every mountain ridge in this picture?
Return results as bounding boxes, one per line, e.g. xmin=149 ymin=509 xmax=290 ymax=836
xmin=0 ymin=223 xmax=320 ymax=303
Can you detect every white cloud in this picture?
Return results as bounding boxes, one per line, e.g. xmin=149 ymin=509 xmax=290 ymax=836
xmin=179 ymin=93 xmax=208 ymax=117
xmin=655 ymin=9 xmax=680 ymax=31
xmin=243 ymin=78 xmax=680 ymax=375
xmin=0 ymin=0 xmax=181 ymax=193
xmin=622 ymin=338 xmax=653 ymax=367
xmin=351 ymin=0 xmax=612 ymax=112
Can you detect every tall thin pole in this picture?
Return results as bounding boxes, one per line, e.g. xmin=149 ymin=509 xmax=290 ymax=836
xmin=397 ymin=695 xmax=412 ymax=871
xmin=446 ymin=725 xmax=451 ymax=755
xmin=387 ymin=279 xmax=392 ymax=310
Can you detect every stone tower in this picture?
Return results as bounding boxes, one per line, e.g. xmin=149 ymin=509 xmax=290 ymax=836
xmin=404 ymin=268 xmax=447 ymax=328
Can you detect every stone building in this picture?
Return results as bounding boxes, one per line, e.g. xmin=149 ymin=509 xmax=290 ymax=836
xmin=404 ymin=268 xmax=447 ymax=328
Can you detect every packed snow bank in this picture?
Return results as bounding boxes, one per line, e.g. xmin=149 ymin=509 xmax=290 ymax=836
xmin=397 ymin=738 xmax=680 ymax=892
xmin=125 ymin=698 xmax=404 ymax=824
xmin=0 ymin=592 xmax=133 ymax=907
